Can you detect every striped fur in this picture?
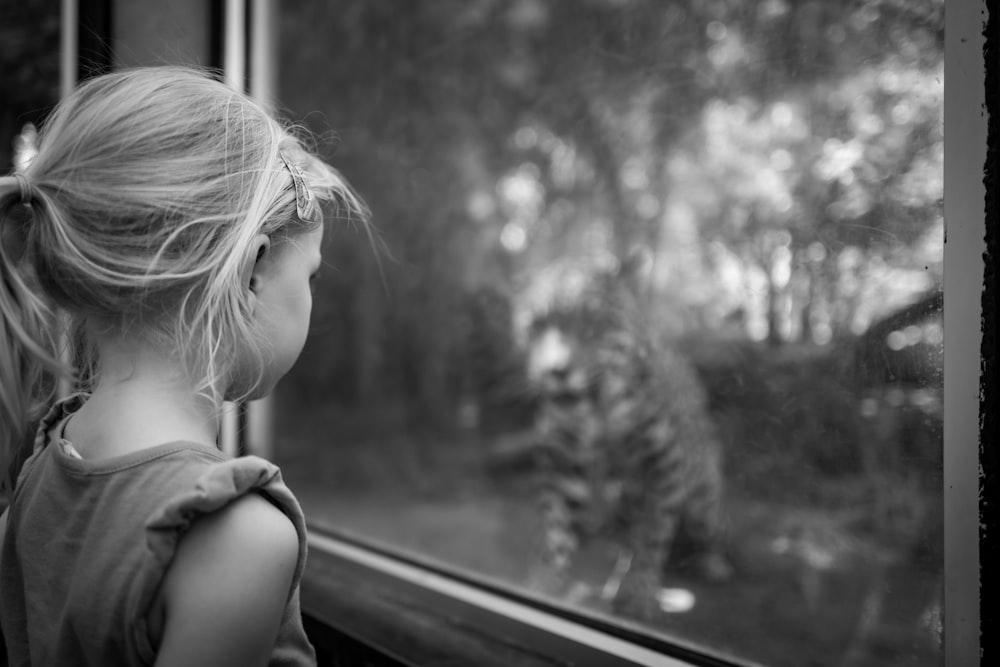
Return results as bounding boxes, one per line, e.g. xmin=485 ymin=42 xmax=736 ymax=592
xmin=525 ymin=307 xmax=731 ymax=621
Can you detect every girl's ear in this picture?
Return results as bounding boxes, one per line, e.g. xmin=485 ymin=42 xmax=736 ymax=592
xmin=243 ymin=234 xmax=271 ymax=313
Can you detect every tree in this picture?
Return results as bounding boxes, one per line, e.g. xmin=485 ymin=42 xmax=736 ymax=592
xmin=276 ymin=0 xmax=943 ymax=421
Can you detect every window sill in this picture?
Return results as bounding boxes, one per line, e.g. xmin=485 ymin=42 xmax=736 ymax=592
xmin=299 ymin=527 xmax=745 ymax=667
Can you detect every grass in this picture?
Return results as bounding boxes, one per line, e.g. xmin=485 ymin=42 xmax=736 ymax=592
xmin=274 ymin=417 xmax=943 ymax=667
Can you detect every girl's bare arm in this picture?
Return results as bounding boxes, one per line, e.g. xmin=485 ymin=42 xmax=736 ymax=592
xmin=153 ymin=493 xmax=298 ymax=667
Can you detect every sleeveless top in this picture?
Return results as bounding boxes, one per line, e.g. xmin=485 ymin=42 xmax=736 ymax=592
xmin=0 ymin=395 xmax=317 ymax=666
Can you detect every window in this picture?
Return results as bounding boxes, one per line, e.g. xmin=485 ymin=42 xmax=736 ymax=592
xmin=4 ymin=1 xmax=984 ymax=665
xmin=263 ymin=2 xmax=971 ymax=666
xmin=0 ymin=1 xmax=61 ymax=188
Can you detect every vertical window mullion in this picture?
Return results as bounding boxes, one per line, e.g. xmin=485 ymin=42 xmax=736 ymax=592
xmin=60 ymin=0 xmax=77 ymax=98
xmin=244 ymin=0 xmax=277 ymax=460
xmin=218 ymin=0 xmax=247 ymax=458
xmin=219 ymin=0 xmax=276 ymax=460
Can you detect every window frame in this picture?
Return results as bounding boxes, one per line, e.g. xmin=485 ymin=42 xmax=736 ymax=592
xmin=940 ymin=1 xmax=987 ymax=663
xmin=299 ymin=527 xmax=741 ymax=667
xmin=49 ymin=1 xmax=989 ymax=665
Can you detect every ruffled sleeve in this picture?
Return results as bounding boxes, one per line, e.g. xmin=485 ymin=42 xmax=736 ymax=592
xmin=132 ymin=455 xmax=313 ymax=665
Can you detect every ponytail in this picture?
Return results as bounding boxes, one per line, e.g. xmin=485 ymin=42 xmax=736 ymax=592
xmin=0 ymin=176 xmax=67 ymax=495
xmin=1 ymin=67 xmax=370 ymax=486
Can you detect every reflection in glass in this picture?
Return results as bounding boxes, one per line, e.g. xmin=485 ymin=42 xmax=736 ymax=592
xmin=273 ymin=2 xmax=943 ymax=665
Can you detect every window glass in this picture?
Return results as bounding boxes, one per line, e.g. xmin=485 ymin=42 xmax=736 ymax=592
xmin=274 ymin=2 xmax=944 ymax=665
xmin=0 ymin=1 xmax=60 ymax=174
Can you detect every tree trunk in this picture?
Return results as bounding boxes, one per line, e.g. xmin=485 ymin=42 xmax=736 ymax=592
xmin=766 ymin=269 xmax=782 ymax=347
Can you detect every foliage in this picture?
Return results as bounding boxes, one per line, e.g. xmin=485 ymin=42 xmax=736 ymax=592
xmin=693 ymin=337 xmax=942 ymax=551
xmin=1 ymin=0 xmax=944 ymax=436
xmin=277 ymin=0 xmax=943 ymax=426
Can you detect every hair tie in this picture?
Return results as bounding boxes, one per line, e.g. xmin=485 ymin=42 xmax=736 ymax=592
xmin=4 ymin=173 xmax=33 ymax=206
xmin=16 ymin=173 xmax=32 ymax=205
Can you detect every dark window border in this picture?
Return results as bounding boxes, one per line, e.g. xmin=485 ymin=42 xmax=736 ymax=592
xmin=300 ymin=527 xmax=746 ymax=667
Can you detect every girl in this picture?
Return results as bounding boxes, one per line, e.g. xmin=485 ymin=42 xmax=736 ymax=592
xmin=0 ymin=66 xmax=367 ymax=666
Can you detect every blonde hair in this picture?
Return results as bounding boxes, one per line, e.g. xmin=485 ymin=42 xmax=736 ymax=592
xmin=0 ymin=66 xmax=366 ymax=487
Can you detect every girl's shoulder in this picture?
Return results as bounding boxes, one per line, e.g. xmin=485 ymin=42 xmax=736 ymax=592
xmin=19 ymin=393 xmax=309 ymax=575
xmin=151 ymin=491 xmax=299 ymax=665
xmin=143 ymin=450 xmax=310 ymax=580
xmin=4 ymin=396 xmax=313 ymax=665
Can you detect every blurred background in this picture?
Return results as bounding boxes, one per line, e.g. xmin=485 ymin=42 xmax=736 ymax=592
xmin=3 ymin=2 xmax=944 ymax=666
